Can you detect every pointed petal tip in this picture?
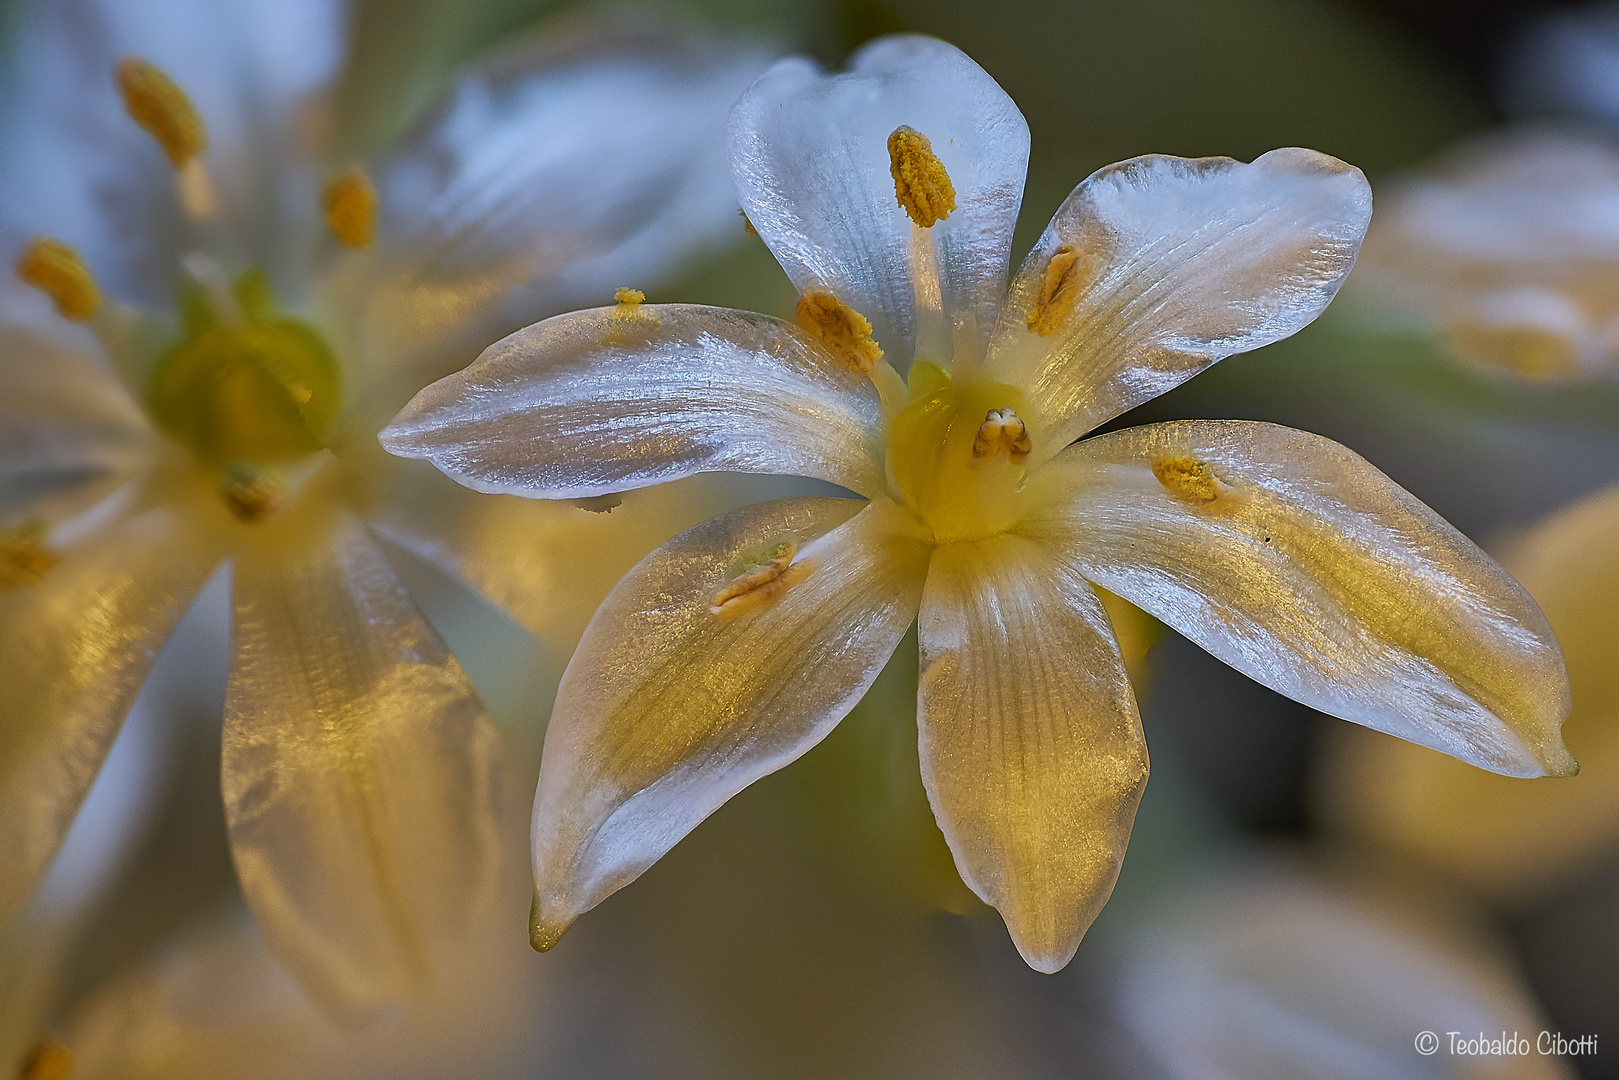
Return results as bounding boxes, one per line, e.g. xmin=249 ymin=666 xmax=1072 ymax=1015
xmin=1011 ymin=931 xmax=1080 ymax=975
xmin=529 ymin=894 xmax=574 ymax=952
xmin=1541 ymin=742 xmax=1579 ymax=779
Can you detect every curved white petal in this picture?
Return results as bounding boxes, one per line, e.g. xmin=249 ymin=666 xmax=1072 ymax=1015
xmin=917 ymin=534 xmax=1147 ymax=973
xmin=1022 ymin=420 xmax=1572 ymax=777
xmin=1321 ymin=480 xmax=1619 ymax=902
xmin=222 ymin=516 xmax=501 ymax=1025
xmin=381 ymin=304 xmax=888 ymax=500
xmin=0 ymin=506 xmax=220 ymax=930
xmin=986 ymin=149 xmax=1371 ymax=458
xmin=531 ymin=496 xmax=930 ymax=946
xmin=730 ymin=35 xmax=1030 ymax=367
xmin=345 ymin=22 xmax=773 ymax=397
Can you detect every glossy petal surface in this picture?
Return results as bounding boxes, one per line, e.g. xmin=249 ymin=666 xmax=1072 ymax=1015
xmin=223 ymin=516 xmax=501 ymax=1025
xmin=917 ymin=534 xmax=1147 ymax=973
xmin=1023 ymin=420 xmax=1572 ymax=777
xmin=987 ymin=150 xmax=1370 ymax=458
xmin=0 ymin=506 xmax=218 ymax=928
xmin=730 ymin=36 xmax=1030 ymax=366
xmin=532 ymin=496 xmax=930 ymax=943
xmin=381 ymin=304 xmax=887 ymax=499
xmin=350 ymin=22 xmax=770 ymax=396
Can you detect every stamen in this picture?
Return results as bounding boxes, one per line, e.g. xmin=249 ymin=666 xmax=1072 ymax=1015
xmin=738 ymin=210 xmax=757 ymax=237
xmin=1 ymin=520 xmax=58 ymax=590
xmin=1151 ymin=455 xmax=1219 ymax=504
xmin=887 ymin=126 xmax=956 ymax=228
xmin=220 ymin=465 xmax=287 ymax=523
xmin=16 ymin=239 xmax=100 ymax=321
xmin=797 ymin=291 xmax=883 ymax=375
xmin=18 ymin=1038 xmax=72 ymax=1080
xmin=709 ymin=542 xmax=805 ymax=618
xmin=115 ymin=57 xmax=206 ymax=167
xmin=323 ymin=167 xmax=378 ymax=249
xmin=971 ymin=408 xmax=1031 ymax=464
xmin=1027 ymin=246 xmax=1086 ymax=336
xmin=613 ymin=287 xmax=646 ymax=306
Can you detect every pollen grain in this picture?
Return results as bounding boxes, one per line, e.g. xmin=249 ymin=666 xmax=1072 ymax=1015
xmin=1151 ymin=455 xmax=1220 ymax=504
xmin=1027 ymin=245 xmax=1086 ymax=336
xmin=887 ymin=126 xmax=956 ymax=228
xmin=797 ymin=291 xmax=883 ymax=375
xmin=323 ymin=167 xmax=378 ymax=249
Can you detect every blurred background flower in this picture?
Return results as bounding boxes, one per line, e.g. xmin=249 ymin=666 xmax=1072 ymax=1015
xmin=5 ymin=0 xmax=1619 ymax=1076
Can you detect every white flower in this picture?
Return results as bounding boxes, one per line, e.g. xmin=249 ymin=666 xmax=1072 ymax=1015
xmin=384 ymin=35 xmax=1574 ymax=973
xmin=0 ymin=0 xmax=770 ymax=1021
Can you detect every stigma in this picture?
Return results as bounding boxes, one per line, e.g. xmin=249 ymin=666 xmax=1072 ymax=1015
xmin=972 ymin=408 xmax=1030 ymax=464
xmin=17 ymin=238 xmax=100 ymax=321
xmin=887 ymin=126 xmax=956 ymax=228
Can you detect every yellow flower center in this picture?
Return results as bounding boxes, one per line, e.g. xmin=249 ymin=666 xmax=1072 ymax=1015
xmin=144 ymin=267 xmax=343 ymax=475
xmin=886 ymin=361 xmax=1033 ymax=543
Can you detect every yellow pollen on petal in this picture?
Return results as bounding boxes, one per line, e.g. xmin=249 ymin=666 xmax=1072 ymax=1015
xmin=971 ymin=407 xmax=1031 ymax=464
xmin=1 ymin=520 xmax=58 ymax=590
xmin=16 ymin=239 xmax=101 ymax=321
xmin=887 ymin=126 xmax=956 ymax=228
xmin=219 ymin=464 xmax=287 ymax=523
xmin=1151 ymin=454 xmax=1220 ymax=504
xmin=614 ymin=287 xmax=646 ymax=306
xmin=797 ymin=291 xmax=883 ymax=376
xmin=739 ymin=209 xmax=757 ymax=237
xmin=709 ymin=542 xmax=808 ymax=619
xmin=115 ymin=57 xmax=207 ymax=167
xmin=1027 ymin=245 xmax=1086 ymax=336
xmin=19 ymin=1038 xmax=74 ymax=1080
xmin=323 ymin=167 xmax=378 ymax=249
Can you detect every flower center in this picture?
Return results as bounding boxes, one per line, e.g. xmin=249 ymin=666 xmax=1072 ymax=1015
xmin=144 ymin=265 xmax=343 ymax=473
xmin=886 ymin=361 xmax=1033 ymax=543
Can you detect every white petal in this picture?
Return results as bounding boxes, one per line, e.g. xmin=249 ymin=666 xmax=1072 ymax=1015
xmin=381 ymin=304 xmax=888 ymax=500
xmin=917 ymin=534 xmax=1146 ymax=973
xmin=730 ymin=35 xmax=1030 ymax=366
xmin=986 ymin=149 xmax=1371 ymax=458
xmin=0 ymin=506 xmax=220 ymax=930
xmin=1023 ymin=420 xmax=1573 ymax=777
xmin=531 ymin=496 xmax=930 ymax=945
xmin=347 ymin=22 xmax=773 ymax=395
xmin=222 ymin=516 xmax=502 ymax=1025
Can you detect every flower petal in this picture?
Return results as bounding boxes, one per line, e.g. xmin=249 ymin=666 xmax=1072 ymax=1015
xmin=987 ymin=150 xmax=1371 ymax=458
xmin=730 ymin=35 xmax=1030 ymax=366
xmin=1321 ymin=480 xmax=1619 ymax=902
xmin=347 ymin=21 xmax=772 ymax=396
xmin=917 ymin=534 xmax=1147 ymax=973
xmin=222 ymin=515 xmax=502 ymax=1025
xmin=1022 ymin=420 xmax=1572 ymax=777
xmin=531 ymin=496 xmax=930 ymax=945
xmin=0 ymin=505 xmax=220 ymax=930
xmin=380 ymin=304 xmax=888 ymax=499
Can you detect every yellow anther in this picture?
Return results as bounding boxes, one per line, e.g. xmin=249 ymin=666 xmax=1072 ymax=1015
xmin=219 ymin=465 xmax=286 ymax=523
xmin=322 ymin=167 xmax=378 ymax=249
xmin=1027 ymin=245 xmax=1086 ymax=336
xmin=1151 ymin=454 xmax=1219 ymax=504
xmin=739 ymin=210 xmax=757 ymax=237
xmin=16 ymin=239 xmax=100 ymax=322
xmin=1 ymin=521 xmax=58 ymax=590
xmin=115 ymin=57 xmax=206 ymax=167
xmin=614 ymin=287 xmax=646 ymax=306
xmin=797 ymin=291 xmax=883 ymax=376
xmin=709 ymin=542 xmax=806 ymax=618
xmin=971 ymin=407 xmax=1031 ymax=464
xmin=19 ymin=1037 xmax=73 ymax=1080
xmin=887 ymin=126 xmax=956 ymax=228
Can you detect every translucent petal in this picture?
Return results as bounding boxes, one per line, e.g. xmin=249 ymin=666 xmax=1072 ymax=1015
xmin=730 ymin=36 xmax=1030 ymax=367
xmin=917 ymin=534 xmax=1147 ymax=973
xmin=222 ymin=515 xmax=501 ymax=1025
xmin=0 ymin=506 xmax=219 ymax=930
xmin=531 ymin=496 xmax=930 ymax=943
xmin=346 ymin=23 xmax=772 ymax=397
xmin=1023 ymin=420 xmax=1572 ymax=777
xmin=1321 ymin=480 xmax=1619 ymax=902
xmin=986 ymin=149 xmax=1371 ymax=459
xmin=381 ymin=304 xmax=887 ymax=499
